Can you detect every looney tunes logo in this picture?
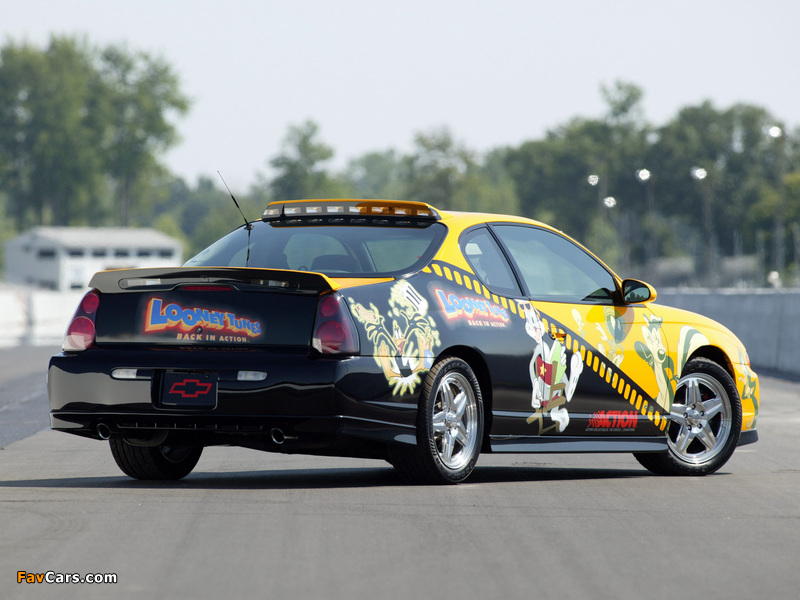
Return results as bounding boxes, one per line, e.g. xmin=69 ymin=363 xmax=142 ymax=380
xmin=350 ymin=281 xmax=441 ymax=395
xmin=434 ymin=288 xmax=510 ymax=327
xmin=144 ymin=298 xmax=262 ymax=341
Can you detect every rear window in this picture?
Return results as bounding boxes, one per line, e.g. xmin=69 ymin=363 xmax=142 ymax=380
xmin=185 ymin=221 xmax=446 ymax=277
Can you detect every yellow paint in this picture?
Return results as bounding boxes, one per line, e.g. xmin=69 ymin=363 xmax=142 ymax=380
xmin=416 ymin=201 xmax=759 ymax=436
xmin=327 ymin=277 xmax=395 ymax=290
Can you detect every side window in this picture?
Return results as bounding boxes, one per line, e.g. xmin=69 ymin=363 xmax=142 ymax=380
xmin=492 ymin=224 xmax=617 ymax=304
xmin=459 ymin=227 xmax=521 ymax=296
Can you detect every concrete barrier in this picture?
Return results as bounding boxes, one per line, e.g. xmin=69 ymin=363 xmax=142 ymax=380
xmin=28 ymin=290 xmax=85 ymax=346
xmin=0 ymin=287 xmax=83 ymax=348
xmin=0 ymin=289 xmax=28 ymax=345
xmin=658 ymin=289 xmax=800 ymax=379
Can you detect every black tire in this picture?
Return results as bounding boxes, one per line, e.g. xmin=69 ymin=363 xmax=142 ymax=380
xmin=634 ymin=357 xmax=742 ymax=476
xmin=109 ymin=439 xmax=203 ymax=480
xmin=389 ymin=357 xmax=484 ymax=484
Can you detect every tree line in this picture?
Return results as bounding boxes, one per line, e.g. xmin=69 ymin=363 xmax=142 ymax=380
xmin=1 ymin=36 xmax=798 ymax=286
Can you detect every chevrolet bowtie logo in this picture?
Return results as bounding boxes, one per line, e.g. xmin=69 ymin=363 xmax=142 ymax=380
xmin=169 ymin=379 xmax=213 ymax=398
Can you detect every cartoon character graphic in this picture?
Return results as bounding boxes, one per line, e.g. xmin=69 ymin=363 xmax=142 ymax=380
xmin=737 ymin=349 xmax=759 ymax=428
xmin=634 ymin=314 xmax=677 ymax=411
xmin=523 ymin=303 xmax=583 ymax=433
xmin=597 ymin=306 xmax=629 ymax=367
xmin=574 ymin=306 xmax=629 ymax=367
xmin=350 ymin=281 xmax=440 ymax=395
xmin=676 ymin=324 xmax=710 ymax=379
xmin=572 ymin=308 xmax=588 ymax=338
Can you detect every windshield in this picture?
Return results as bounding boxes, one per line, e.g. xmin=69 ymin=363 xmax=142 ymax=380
xmin=185 ymin=221 xmax=446 ymax=277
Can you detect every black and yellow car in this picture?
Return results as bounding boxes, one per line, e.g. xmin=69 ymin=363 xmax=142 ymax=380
xmin=48 ymin=199 xmax=759 ymax=483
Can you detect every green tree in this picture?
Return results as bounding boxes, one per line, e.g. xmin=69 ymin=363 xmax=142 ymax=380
xmin=503 ymin=82 xmax=651 ymax=244
xmin=0 ymin=35 xmax=189 ymax=229
xmin=452 ymin=149 xmax=519 ymax=215
xmin=649 ymin=102 xmax=793 ymax=262
xmin=99 ymin=44 xmax=190 ymax=226
xmin=399 ymin=128 xmax=467 ymax=209
xmin=345 ymin=150 xmax=405 ymax=199
xmin=0 ymin=37 xmax=109 ymax=228
xmin=392 ymin=128 xmax=516 ymax=215
xmin=268 ymin=120 xmax=350 ymax=199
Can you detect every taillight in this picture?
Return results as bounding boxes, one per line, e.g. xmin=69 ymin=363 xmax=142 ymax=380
xmin=63 ymin=291 xmax=100 ymax=352
xmin=312 ymin=293 xmax=359 ymax=355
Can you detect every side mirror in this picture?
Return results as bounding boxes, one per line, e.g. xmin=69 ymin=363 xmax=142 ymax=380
xmin=621 ymin=279 xmax=657 ymax=304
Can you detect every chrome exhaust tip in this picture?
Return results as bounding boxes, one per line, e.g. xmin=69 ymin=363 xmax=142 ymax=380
xmin=96 ymin=423 xmax=112 ymax=440
xmin=270 ymin=428 xmax=285 ymax=445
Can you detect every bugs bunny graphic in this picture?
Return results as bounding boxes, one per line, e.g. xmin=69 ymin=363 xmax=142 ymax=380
xmin=522 ymin=302 xmax=583 ymax=432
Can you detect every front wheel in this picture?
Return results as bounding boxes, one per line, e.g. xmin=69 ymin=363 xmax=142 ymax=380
xmin=389 ymin=357 xmax=484 ymax=484
xmin=635 ymin=357 xmax=742 ymax=476
xmin=109 ymin=439 xmax=203 ymax=480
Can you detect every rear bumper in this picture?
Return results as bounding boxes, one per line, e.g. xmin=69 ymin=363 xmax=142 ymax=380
xmin=48 ymin=346 xmax=417 ymax=457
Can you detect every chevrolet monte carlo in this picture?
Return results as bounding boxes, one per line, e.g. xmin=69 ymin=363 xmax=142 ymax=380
xmin=48 ymin=200 xmax=759 ymax=483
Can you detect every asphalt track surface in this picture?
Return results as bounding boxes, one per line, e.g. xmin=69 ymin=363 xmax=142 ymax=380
xmin=1 ymin=346 xmax=798 ymax=600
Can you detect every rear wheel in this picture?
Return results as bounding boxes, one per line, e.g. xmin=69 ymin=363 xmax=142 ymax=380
xmin=109 ymin=439 xmax=203 ymax=480
xmin=635 ymin=358 xmax=741 ymax=476
xmin=390 ymin=357 xmax=484 ymax=484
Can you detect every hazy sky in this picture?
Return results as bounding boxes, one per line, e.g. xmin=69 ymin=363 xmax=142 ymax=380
xmin=5 ymin=0 xmax=800 ymax=190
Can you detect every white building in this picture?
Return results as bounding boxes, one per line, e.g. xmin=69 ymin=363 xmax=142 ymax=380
xmin=3 ymin=227 xmax=183 ymax=291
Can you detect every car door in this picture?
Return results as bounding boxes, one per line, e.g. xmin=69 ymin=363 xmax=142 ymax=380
xmin=489 ymin=223 xmax=667 ymax=438
xmin=453 ymin=226 xmax=537 ymax=427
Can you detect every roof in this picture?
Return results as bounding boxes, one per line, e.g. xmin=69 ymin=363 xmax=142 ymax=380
xmin=14 ymin=227 xmax=182 ymax=249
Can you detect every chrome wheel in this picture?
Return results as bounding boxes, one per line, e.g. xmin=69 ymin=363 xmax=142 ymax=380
xmin=668 ymin=372 xmax=732 ymax=465
xmin=432 ymin=371 xmax=480 ymax=472
xmin=388 ymin=357 xmax=484 ymax=484
xmin=634 ymin=358 xmax=742 ymax=476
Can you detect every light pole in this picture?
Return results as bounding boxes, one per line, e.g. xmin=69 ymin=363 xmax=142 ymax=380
xmin=767 ymin=125 xmax=786 ymax=278
xmin=588 ymin=173 xmax=616 ymax=224
xmin=636 ymin=168 xmax=655 ymax=265
xmin=588 ymin=174 xmax=604 ymax=212
xmin=690 ymin=166 xmax=717 ymax=284
xmin=636 ymin=169 xmax=654 ymax=214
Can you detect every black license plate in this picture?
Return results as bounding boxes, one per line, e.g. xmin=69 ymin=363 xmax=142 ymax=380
xmin=161 ymin=372 xmax=218 ymax=408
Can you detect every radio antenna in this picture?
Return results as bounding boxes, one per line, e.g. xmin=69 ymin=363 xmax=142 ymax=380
xmin=217 ymin=171 xmax=252 ymax=231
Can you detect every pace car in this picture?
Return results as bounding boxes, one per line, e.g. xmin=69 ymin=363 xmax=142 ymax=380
xmin=48 ymin=199 xmax=759 ymax=483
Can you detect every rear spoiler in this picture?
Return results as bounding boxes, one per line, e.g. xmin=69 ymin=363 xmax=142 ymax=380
xmin=88 ymin=267 xmax=335 ymax=295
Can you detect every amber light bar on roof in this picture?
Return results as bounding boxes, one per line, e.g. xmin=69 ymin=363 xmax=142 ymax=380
xmin=261 ymin=200 xmax=441 ymax=222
